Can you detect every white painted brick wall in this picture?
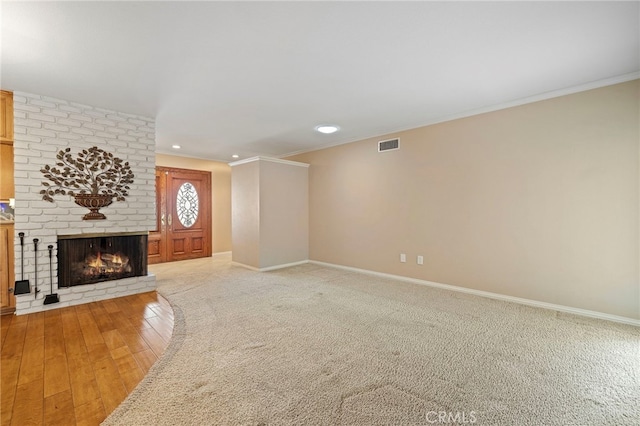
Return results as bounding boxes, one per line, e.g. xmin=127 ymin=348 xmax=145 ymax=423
xmin=12 ymin=92 xmax=157 ymax=315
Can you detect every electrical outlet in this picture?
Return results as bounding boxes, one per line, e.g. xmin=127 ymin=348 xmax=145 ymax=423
xmin=417 ymin=255 xmax=424 ymax=265
xmin=400 ymin=253 xmax=406 ymax=263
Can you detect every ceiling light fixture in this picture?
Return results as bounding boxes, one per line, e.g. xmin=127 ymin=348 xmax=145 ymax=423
xmin=232 ymin=154 xmax=239 ymax=159
xmin=315 ymin=125 xmax=339 ymax=134
xmin=172 ymin=144 xmax=181 ymax=149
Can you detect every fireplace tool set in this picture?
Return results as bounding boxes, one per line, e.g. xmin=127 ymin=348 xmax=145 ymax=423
xmin=13 ymin=234 xmax=59 ymax=304
xmin=33 ymin=239 xmax=40 ymax=299
xmin=14 ymin=232 xmax=30 ymax=295
xmin=44 ymin=245 xmax=60 ymax=305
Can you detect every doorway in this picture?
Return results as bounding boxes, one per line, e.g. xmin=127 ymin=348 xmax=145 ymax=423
xmin=149 ymin=167 xmax=211 ymax=264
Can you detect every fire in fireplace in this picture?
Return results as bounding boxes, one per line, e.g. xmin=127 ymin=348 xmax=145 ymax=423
xmin=82 ymin=251 xmax=132 ymax=280
xmin=57 ymin=232 xmax=148 ymax=287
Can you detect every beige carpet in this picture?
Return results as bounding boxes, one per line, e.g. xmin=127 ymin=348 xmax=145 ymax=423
xmin=103 ymin=256 xmax=639 ymax=425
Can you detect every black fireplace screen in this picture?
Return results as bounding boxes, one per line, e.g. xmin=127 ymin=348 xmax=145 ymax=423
xmin=57 ymin=233 xmax=148 ymax=287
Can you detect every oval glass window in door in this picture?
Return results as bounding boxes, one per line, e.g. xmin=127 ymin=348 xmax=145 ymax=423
xmin=176 ymin=182 xmax=199 ymax=227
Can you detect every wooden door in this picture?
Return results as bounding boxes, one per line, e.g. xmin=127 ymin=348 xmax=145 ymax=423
xmin=148 ymin=167 xmax=211 ymax=264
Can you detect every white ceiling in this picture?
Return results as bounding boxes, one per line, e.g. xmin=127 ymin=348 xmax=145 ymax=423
xmin=2 ymin=1 xmax=638 ymax=162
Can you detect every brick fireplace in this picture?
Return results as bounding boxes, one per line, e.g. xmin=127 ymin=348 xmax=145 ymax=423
xmin=12 ymin=92 xmax=156 ymax=315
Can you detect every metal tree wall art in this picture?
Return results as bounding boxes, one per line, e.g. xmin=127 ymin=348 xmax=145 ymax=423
xmin=41 ymin=146 xmax=135 ymax=220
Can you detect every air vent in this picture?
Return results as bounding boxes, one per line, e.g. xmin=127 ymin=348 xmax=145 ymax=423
xmin=378 ymin=138 xmax=399 ymax=152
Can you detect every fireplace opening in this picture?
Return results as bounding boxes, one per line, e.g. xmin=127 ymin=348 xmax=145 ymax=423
xmin=58 ymin=232 xmax=148 ymax=287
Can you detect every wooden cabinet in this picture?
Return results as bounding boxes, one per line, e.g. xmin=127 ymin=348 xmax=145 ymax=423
xmin=0 ymin=90 xmax=14 ymax=198
xmin=0 ymin=90 xmax=13 ymax=143
xmin=0 ymin=90 xmax=14 ymax=314
xmin=1 ymin=143 xmax=14 ymax=199
xmin=0 ymin=144 xmax=14 ymax=313
xmin=0 ymin=224 xmax=15 ymax=313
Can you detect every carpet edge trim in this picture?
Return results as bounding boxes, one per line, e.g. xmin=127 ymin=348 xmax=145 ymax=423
xmin=232 ymin=259 xmax=309 ymax=272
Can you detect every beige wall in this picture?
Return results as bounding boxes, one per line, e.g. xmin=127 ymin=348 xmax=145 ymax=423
xmin=259 ymin=160 xmax=309 ymax=268
xmin=231 ymin=160 xmax=260 ymax=268
xmin=231 ymin=158 xmax=309 ymax=269
xmin=155 ymin=154 xmax=232 ymax=253
xmin=289 ymin=80 xmax=639 ymax=319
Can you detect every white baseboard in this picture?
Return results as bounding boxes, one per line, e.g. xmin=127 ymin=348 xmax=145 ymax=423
xmin=212 ymin=251 xmax=232 ymax=259
xmin=233 ymin=259 xmax=309 ymax=272
xmin=309 ymin=260 xmax=640 ymax=327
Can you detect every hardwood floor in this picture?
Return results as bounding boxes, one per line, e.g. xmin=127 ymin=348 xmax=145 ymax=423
xmin=0 ymin=291 xmax=174 ymax=426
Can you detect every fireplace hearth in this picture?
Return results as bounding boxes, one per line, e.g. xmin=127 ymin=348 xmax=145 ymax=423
xmin=58 ymin=232 xmax=148 ymax=287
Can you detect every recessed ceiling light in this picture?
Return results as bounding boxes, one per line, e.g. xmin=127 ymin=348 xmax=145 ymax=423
xmin=232 ymin=154 xmax=239 ymax=159
xmin=315 ymin=125 xmax=339 ymax=134
xmin=172 ymin=144 xmax=181 ymax=149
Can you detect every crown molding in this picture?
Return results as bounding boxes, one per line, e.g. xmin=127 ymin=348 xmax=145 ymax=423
xmin=229 ymin=156 xmax=309 ymax=168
